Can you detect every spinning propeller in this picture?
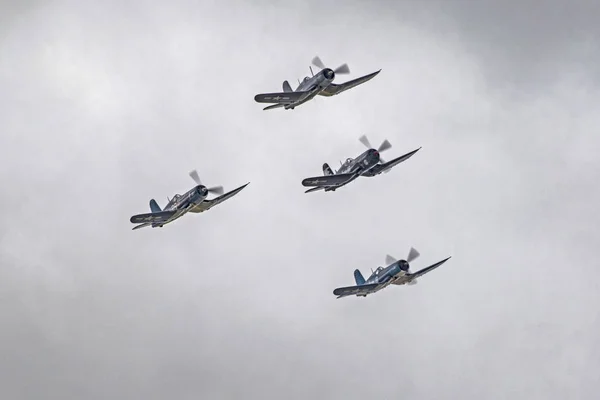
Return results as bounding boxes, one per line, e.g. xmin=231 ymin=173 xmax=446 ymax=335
xmin=189 ymin=169 xmax=224 ymax=196
xmin=311 ymin=56 xmax=350 ymax=78
xmin=358 ymin=134 xmax=392 ymax=166
xmin=385 ymin=247 xmax=421 ymax=285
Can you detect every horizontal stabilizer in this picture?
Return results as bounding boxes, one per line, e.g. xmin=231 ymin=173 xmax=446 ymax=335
xmin=305 ymin=186 xmax=325 ymax=193
xmin=132 ymin=222 xmax=152 ymax=230
xmin=263 ymin=104 xmax=285 ymax=111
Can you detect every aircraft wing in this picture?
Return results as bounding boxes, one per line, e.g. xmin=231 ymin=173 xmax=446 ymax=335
xmin=333 ymin=283 xmax=380 ymax=298
xmin=362 ymin=147 xmax=421 ymax=176
xmin=130 ymin=210 xmax=176 ymax=224
xmin=254 ymin=91 xmax=306 ymax=104
xmin=406 ymin=257 xmax=452 ymax=280
xmin=318 ymin=70 xmax=381 ymax=97
xmin=189 ymin=182 xmax=250 ymax=213
xmin=301 ymin=173 xmax=356 ymax=188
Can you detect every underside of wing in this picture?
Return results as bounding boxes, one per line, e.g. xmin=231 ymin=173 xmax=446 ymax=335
xmin=363 ymin=147 xmax=421 ymax=176
xmin=254 ymin=91 xmax=306 ymax=104
xmin=189 ymin=182 xmax=250 ymax=213
xmin=130 ymin=210 xmax=176 ymax=224
xmin=406 ymin=257 xmax=451 ymax=280
xmin=301 ymin=173 xmax=356 ymax=188
xmin=333 ymin=283 xmax=380 ymax=298
xmin=318 ymin=70 xmax=381 ymax=97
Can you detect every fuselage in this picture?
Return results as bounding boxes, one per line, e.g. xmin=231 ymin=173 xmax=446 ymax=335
xmin=154 ymin=185 xmax=209 ymax=227
xmin=337 ymin=149 xmax=381 ymax=175
xmin=364 ymin=260 xmax=411 ymax=293
xmin=285 ymin=68 xmax=336 ymax=109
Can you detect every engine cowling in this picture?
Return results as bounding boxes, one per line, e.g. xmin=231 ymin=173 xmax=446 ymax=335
xmin=398 ymin=260 xmax=410 ymax=272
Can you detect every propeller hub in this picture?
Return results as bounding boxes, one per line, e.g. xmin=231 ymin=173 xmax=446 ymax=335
xmin=324 ymin=68 xmax=335 ymax=80
xmin=399 ymin=260 xmax=410 ymax=272
xmin=196 ymin=186 xmax=208 ymax=196
xmin=369 ymin=149 xmax=380 ymax=163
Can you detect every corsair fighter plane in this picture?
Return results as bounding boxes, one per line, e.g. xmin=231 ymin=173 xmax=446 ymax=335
xmin=333 ymin=248 xmax=451 ymax=298
xmin=301 ymin=135 xmax=421 ymax=193
xmin=130 ymin=170 xmax=249 ymax=230
xmin=254 ymin=56 xmax=381 ymax=110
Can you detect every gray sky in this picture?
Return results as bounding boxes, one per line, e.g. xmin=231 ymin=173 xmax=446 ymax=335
xmin=1 ymin=1 xmax=599 ymax=399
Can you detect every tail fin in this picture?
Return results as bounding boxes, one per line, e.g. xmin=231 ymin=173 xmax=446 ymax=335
xmin=282 ymin=80 xmax=293 ymax=92
xmin=354 ymin=269 xmax=366 ymax=285
xmin=149 ymin=199 xmax=161 ymax=213
xmin=322 ymin=163 xmax=334 ymax=175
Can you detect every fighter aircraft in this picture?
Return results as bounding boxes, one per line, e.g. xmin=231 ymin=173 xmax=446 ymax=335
xmin=333 ymin=248 xmax=451 ymax=298
xmin=129 ymin=170 xmax=249 ymax=230
xmin=254 ymin=56 xmax=381 ymax=110
xmin=301 ymin=134 xmax=421 ymax=193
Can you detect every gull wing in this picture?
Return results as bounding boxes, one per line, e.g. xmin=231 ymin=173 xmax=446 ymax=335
xmin=318 ymin=70 xmax=381 ymax=97
xmin=333 ymin=283 xmax=380 ymax=298
xmin=189 ymin=183 xmax=250 ymax=214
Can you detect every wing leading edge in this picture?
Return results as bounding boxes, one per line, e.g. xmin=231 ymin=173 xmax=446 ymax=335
xmin=301 ymin=173 xmax=356 ymax=188
xmin=407 ymin=256 xmax=451 ymax=280
xmin=254 ymin=91 xmax=306 ymax=104
xmin=318 ymin=70 xmax=381 ymax=97
xmin=130 ymin=210 xmax=177 ymax=225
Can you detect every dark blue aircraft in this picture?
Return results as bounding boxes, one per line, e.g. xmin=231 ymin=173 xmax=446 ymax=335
xmin=333 ymin=248 xmax=451 ymax=298
xmin=130 ymin=170 xmax=249 ymax=230
xmin=301 ymin=134 xmax=421 ymax=193
xmin=254 ymin=56 xmax=381 ymax=110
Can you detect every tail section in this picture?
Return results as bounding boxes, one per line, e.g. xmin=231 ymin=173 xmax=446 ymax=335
xmin=354 ymin=269 xmax=366 ymax=285
xmin=282 ymin=80 xmax=293 ymax=92
xmin=149 ymin=199 xmax=161 ymax=213
xmin=263 ymin=104 xmax=285 ymax=111
xmin=322 ymin=163 xmax=334 ymax=175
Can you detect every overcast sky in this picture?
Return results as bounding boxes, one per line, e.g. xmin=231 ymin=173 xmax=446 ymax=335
xmin=1 ymin=1 xmax=599 ymax=399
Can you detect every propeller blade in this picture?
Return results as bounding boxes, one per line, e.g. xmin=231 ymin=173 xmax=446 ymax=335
xmin=189 ymin=169 xmax=202 ymax=185
xmin=358 ymin=134 xmax=373 ymax=149
xmin=379 ymin=157 xmax=386 ymax=164
xmin=312 ymin=56 xmax=326 ymax=70
xmin=408 ymin=279 xmax=418 ymax=285
xmin=207 ymin=186 xmax=224 ymax=196
xmin=334 ymin=63 xmax=350 ymax=74
xmin=385 ymin=254 xmax=397 ymax=265
xmin=407 ymin=247 xmax=420 ymax=263
xmin=378 ymin=139 xmax=392 ymax=153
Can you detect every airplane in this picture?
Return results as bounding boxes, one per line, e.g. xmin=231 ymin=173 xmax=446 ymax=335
xmin=254 ymin=56 xmax=381 ymax=110
xmin=301 ymin=134 xmax=421 ymax=193
xmin=333 ymin=247 xmax=452 ymax=298
xmin=129 ymin=170 xmax=249 ymax=230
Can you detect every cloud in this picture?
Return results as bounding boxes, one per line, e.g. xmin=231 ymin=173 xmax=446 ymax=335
xmin=0 ymin=1 xmax=598 ymax=399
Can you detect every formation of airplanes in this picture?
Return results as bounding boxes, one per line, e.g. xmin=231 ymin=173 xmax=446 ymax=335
xmin=130 ymin=56 xmax=451 ymax=298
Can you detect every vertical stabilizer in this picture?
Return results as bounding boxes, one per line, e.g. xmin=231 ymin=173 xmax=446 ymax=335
xmin=149 ymin=199 xmax=162 ymax=213
xmin=322 ymin=163 xmax=334 ymax=175
xmin=354 ymin=269 xmax=366 ymax=285
xmin=282 ymin=80 xmax=293 ymax=92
